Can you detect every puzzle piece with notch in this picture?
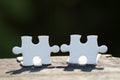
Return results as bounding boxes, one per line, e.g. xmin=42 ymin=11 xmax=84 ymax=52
xmin=61 ymin=34 xmax=108 ymax=65
xmin=12 ymin=36 xmax=59 ymax=67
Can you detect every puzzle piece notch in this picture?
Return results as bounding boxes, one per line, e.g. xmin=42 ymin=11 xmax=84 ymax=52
xmin=61 ymin=34 xmax=108 ymax=65
xmin=12 ymin=36 xmax=59 ymax=67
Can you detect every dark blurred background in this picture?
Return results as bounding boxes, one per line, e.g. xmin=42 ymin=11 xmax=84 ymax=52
xmin=0 ymin=0 xmax=120 ymax=58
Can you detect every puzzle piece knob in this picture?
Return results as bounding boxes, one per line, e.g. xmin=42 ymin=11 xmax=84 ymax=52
xmin=98 ymin=45 xmax=108 ymax=53
xmin=61 ymin=44 xmax=69 ymax=52
xmin=51 ymin=45 xmax=59 ymax=53
xmin=12 ymin=46 xmax=22 ymax=54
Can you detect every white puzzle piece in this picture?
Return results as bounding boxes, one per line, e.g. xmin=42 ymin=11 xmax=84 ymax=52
xmin=12 ymin=36 xmax=59 ymax=67
xmin=61 ymin=34 xmax=108 ymax=65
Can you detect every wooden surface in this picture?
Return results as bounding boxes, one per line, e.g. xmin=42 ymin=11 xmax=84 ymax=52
xmin=0 ymin=54 xmax=120 ymax=80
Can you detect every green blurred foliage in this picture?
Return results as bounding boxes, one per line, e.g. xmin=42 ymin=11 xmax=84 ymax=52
xmin=0 ymin=0 xmax=120 ymax=58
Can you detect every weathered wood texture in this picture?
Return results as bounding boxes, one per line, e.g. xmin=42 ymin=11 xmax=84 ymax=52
xmin=0 ymin=54 xmax=120 ymax=80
